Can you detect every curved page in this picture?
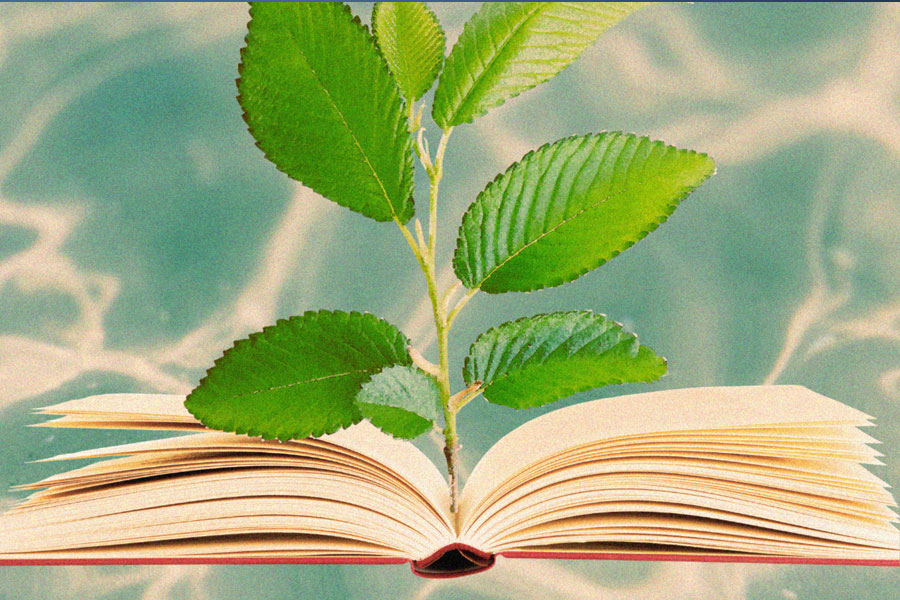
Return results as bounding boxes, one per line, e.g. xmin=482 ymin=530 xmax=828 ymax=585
xmin=459 ymin=385 xmax=872 ymax=526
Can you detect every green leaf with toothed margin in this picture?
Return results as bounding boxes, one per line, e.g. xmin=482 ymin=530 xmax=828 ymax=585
xmin=453 ymin=132 xmax=715 ymax=293
xmin=237 ymin=2 xmax=414 ymax=222
xmin=432 ymin=2 xmax=647 ymax=128
xmin=463 ymin=311 xmax=666 ymax=409
xmin=185 ymin=310 xmax=412 ymax=441
xmin=373 ymin=2 xmax=445 ymax=102
xmin=355 ymin=365 xmax=442 ymax=439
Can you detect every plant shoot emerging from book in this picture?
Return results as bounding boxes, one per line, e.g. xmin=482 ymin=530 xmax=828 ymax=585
xmin=184 ymin=2 xmax=716 ymax=514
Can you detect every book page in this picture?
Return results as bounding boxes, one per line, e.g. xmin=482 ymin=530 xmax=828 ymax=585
xmin=3 ymin=394 xmax=456 ymax=561
xmin=455 ymin=385 xmax=898 ymax=561
xmin=2 ymin=471 xmax=450 ymax=559
xmin=34 ymin=393 xmax=451 ymax=521
xmin=459 ymin=386 xmax=873 ymax=527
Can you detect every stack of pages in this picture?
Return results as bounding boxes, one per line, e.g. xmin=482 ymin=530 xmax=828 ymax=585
xmin=1 ymin=386 xmax=897 ymax=577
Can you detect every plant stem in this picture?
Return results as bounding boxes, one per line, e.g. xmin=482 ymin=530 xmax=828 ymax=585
xmin=400 ymin=124 xmax=466 ymax=514
xmin=428 ymin=128 xmax=452 ymax=260
xmin=436 ymin=303 xmax=458 ymax=513
xmin=442 ymin=409 xmax=459 ymax=514
xmin=410 ymin=225 xmax=459 ymax=513
xmin=393 ymin=216 xmax=427 ymax=272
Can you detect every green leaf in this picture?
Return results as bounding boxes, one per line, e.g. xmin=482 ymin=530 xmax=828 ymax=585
xmin=185 ymin=310 xmax=412 ymax=441
xmin=355 ymin=365 xmax=442 ymax=439
xmin=432 ymin=2 xmax=647 ymax=128
xmin=373 ymin=2 xmax=445 ymax=102
xmin=237 ymin=3 xmax=414 ymax=222
xmin=453 ymin=132 xmax=715 ymax=293
xmin=463 ymin=311 xmax=666 ymax=409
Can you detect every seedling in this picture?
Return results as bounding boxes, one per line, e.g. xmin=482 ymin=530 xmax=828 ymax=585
xmin=184 ymin=2 xmax=715 ymax=513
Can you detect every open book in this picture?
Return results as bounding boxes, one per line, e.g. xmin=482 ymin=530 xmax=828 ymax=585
xmin=1 ymin=386 xmax=898 ymax=577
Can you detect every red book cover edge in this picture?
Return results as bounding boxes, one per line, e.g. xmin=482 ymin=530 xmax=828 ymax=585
xmin=2 ymin=546 xmax=897 ymax=578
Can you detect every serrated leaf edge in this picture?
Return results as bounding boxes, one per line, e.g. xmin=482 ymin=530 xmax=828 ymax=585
xmin=236 ymin=3 xmax=415 ymax=223
xmin=185 ymin=309 xmax=411 ymax=441
xmin=372 ymin=1 xmax=446 ymax=102
xmin=435 ymin=3 xmax=544 ymax=127
xmin=355 ymin=364 xmax=441 ymax=440
xmin=453 ymin=131 xmax=715 ymax=293
xmin=356 ymin=404 xmax=434 ymax=440
xmin=434 ymin=3 xmax=645 ymax=127
xmin=463 ymin=310 xmax=667 ymax=409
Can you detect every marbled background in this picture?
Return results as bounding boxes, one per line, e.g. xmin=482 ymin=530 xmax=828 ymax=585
xmin=1 ymin=2 xmax=898 ymax=598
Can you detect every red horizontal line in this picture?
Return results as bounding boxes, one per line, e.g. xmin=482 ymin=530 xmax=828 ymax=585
xmin=0 ymin=557 xmax=407 ymax=566
xmin=2 ymin=553 xmax=897 ymax=568
xmin=499 ymin=551 xmax=899 ymax=567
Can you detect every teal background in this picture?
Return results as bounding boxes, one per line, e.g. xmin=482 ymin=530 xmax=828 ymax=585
xmin=1 ymin=2 xmax=899 ymax=597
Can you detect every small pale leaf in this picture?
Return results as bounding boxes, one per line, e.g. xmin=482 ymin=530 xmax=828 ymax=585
xmin=185 ymin=311 xmax=411 ymax=441
xmin=432 ymin=2 xmax=647 ymax=127
xmin=238 ymin=3 xmax=414 ymax=222
xmin=355 ymin=365 xmax=442 ymax=439
xmin=373 ymin=2 xmax=445 ymax=102
xmin=453 ymin=132 xmax=715 ymax=293
xmin=463 ymin=311 xmax=666 ymax=409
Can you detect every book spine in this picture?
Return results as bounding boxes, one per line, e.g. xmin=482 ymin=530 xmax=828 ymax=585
xmin=410 ymin=543 xmax=496 ymax=578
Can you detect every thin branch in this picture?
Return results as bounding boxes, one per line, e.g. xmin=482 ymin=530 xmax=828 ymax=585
xmin=433 ymin=127 xmax=453 ymax=179
xmin=415 ymin=127 xmax=433 ymax=174
xmin=440 ymin=281 xmax=461 ymax=310
xmin=448 ymin=288 xmax=478 ymax=327
xmin=449 ymin=381 xmax=483 ymax=412
xmin=414 ymin=218 xmax=427 ymax=250
xmin=416 ymin=103 xmax=425 ymax=128
xmin=409 ymin=346 xmax=440 ymax=377
xmin=393 ymin=217 xmax=427 ymax=273
xmin=407 ymin=100 xmax=420 ymax=133
xmin=427 ymin=128 xmax=453 ymax=259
